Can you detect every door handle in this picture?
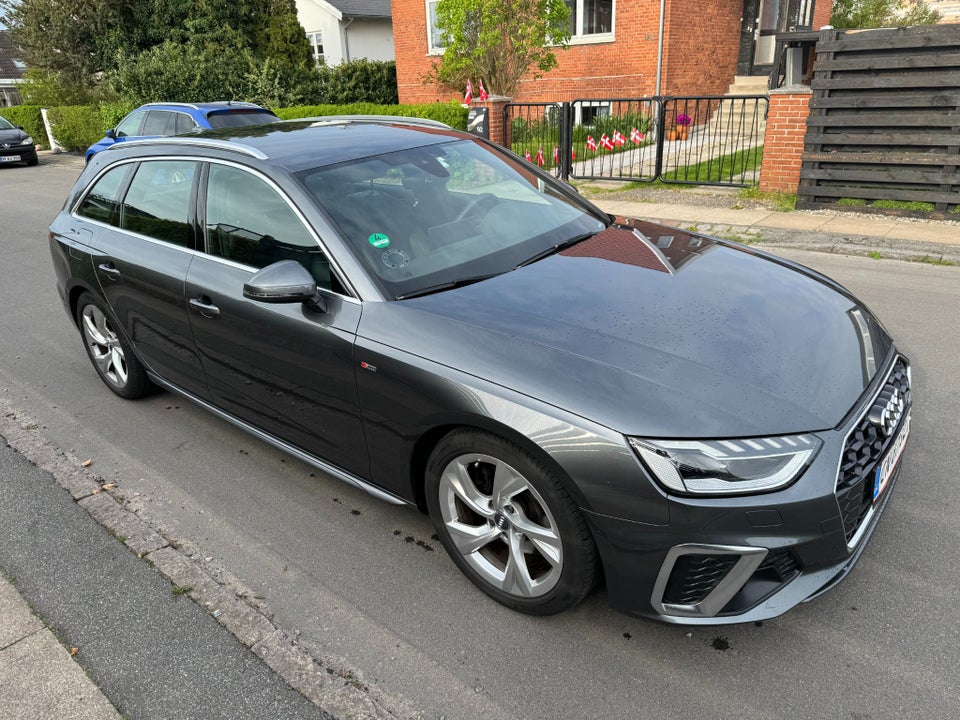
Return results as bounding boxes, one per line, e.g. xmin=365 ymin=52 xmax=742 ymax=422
xmin=189 ymin=297 xmax=220 ymax=318
xmin=98 ymin=262 xmax=121 ymax=280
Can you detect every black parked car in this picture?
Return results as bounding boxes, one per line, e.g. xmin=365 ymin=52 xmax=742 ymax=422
xmin=0 ymin=115 xmax=38 ymax=166
xmin=49 ymin=119 xmax=911 ymax=623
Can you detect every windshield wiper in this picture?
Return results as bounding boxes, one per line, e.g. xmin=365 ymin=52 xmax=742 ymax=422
xmin=395 ymin=273 xmax=501 ymax=300
xmin=514 ymin=231 xmax=600 ymax=269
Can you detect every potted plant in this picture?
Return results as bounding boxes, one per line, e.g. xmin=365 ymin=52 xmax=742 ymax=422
xmin=675 ymin=113 xmax=692 ymax=141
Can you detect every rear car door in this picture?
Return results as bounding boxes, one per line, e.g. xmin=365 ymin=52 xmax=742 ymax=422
xmin=82 ymin=159 xmax=207 ymax=397
xmin=185 ymin=161 xmax=368 ymax=476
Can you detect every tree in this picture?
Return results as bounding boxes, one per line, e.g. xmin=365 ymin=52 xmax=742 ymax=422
xmin=429 ymin=0 xmax=570 ymax=98
xmin=831 ymin=0 xmax=941 ymax=28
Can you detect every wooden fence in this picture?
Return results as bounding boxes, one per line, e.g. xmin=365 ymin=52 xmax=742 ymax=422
xmin=797 ymin=25 xmax=960 ymax=219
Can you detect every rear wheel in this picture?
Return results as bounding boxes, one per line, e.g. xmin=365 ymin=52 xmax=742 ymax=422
xmin=76 ymin=292 xmax=153 ymax=399
xmin=426 ymin=429 xmax=598 ymax=615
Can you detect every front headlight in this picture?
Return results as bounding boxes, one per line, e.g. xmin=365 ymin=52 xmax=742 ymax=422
xmin=20 ymin=136 xmax=34 ymax=146
xmin=629 ymin=434 xmax=822 ymax=496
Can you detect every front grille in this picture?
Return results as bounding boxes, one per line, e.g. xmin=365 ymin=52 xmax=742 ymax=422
xmin=663 ymin=554 xmax=738 ymax=606
xmin=836 ymin=358 xmax=910 ymax=544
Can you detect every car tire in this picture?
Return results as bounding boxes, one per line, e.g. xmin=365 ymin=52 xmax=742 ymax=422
xmin=76 ymin=292 xmax=153 ymax=399
xmin=426 ymin=429 xmax=598 ymax=615
xmin=27 ymin=158 xmax=38 ymax=167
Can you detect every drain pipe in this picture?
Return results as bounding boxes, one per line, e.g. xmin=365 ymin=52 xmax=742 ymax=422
xmin=655 ymin=0 xmax=665 ymax=95
xmin=343 ymin=17 xmax=355 ymax=62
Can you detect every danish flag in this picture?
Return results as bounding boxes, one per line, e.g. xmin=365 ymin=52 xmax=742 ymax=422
xmin=613 ymin=130 xmax=626 ymax=146
xmin=630 ymin=127 xmax=645 ymax=144
xmin=586 ymin=135 xmax=597 ymax=152
xmin=553 ymin=145 xmax=559 ymax=163
xmin=464 ymin=80 xmax=473 ymax=104
xmin=600 ymin=133 xmax=614 ymax=151
xmin=535 ymin=145 xmax=544 ymax=167
xmin=478 ymin=80 xmax=489 ymax=102
xmin=525 ymin=149 xmax=532 ymax=162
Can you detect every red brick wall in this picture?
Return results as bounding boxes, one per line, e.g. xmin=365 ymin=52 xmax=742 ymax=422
xmin=395 ymin=0 xmax=744 ymax=104
xmin=812 ymin=0 xmax=832 ymax=29
xmin=759 ymin=87 xmax=813 ymax=193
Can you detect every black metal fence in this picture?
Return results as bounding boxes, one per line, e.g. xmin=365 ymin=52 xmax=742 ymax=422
xmin=503 ymin=95 xmax=768 ymax=187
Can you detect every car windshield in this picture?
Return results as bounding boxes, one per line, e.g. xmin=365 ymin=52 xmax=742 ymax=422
xmin=297 ymin=139 xmax=607 ymax=299
xmin=206 ymin=110 xmax=279 ymax=129
xmin=0 ymin=116 xmax=15 ymax=130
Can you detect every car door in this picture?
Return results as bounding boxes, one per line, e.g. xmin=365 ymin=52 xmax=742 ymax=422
xmin=83 ymin=159 xmax=207 ymax=397
xmin=185 ymin=161 xmax=368 ymax=477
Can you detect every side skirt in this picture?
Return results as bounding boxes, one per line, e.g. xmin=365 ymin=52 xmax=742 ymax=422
xmin=147 ymin=373 xmax=410 ymax=507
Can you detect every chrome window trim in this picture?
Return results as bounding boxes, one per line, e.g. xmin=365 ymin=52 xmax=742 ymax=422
xmin=834 ymin=353 xmax=908 ymax=550
xmin=651 ymin=544 xmax=768 ymax=619
xmin=70 ymin=155 xmax=361 ymax=304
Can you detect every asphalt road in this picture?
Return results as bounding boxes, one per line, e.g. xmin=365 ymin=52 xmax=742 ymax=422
xmin=2 ymin=155 xmax=959 ymax=719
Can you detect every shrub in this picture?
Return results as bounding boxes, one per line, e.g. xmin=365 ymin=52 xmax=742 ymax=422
xmin=315 ymin=60 xmax=398 ymax=105
xmin=0 ymin=106 xmax=46 ymax=148
xmin=277 ymin=102 xmax=468 ymax=130
xmin=45 ymin=106 xmax=110 ymax=152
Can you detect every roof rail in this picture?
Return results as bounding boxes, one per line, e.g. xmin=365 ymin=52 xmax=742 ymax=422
xmin=141 ymin=102 xmax=202 ymax=110
xmin=113 ymin=137 xmax=269 ymax=160
xmin=293 ymin=115 xmax=452 ymax=130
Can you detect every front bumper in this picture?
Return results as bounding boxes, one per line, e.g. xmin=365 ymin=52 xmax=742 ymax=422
xmin=588 ymin=354 xmax=911 ymax=624
xmin=0 ymin=144 xmax=38 ymax=164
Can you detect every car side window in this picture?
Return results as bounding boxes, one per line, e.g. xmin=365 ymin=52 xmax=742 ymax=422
xmin=75 ymin=164 xmax=132 ymax=225
xmin=141 ymin=111 xmax=175 ymax=136
xmin=204 ymin=164 xmax=336 ymax=290
xmin=175 ymin=113 xmax=200 ymax=134
xmin=114 ymin=111 xmax=145 ymax=138
xmin=120 ymin=160 xmax=197 ymax=247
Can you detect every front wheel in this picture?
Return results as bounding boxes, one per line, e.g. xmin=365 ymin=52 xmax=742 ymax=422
xmin=426 ymin=429 xmax=598 ymax=615
xmin=76 ymin=292 xmax=153 ymax=399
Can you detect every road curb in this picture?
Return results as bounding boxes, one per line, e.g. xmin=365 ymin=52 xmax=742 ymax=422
xmin=0 ymin=398 xmax=421 ymax=720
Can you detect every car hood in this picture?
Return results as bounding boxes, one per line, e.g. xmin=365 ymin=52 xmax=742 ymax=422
xmin=358 ymin=221 xmax=892 ymax=438
xmin=0 ymin=128 xmax=29 ymax=144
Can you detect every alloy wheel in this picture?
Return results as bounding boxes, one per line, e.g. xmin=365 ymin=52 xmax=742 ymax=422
xmin=81 ymin=304 xmax=128 ymax=389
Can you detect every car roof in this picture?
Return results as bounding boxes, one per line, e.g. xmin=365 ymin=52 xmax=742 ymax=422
xmin=117 ymin=117 xmax=467 ymax=172
xmin=137 ymin=101 xmax=273 ymax=116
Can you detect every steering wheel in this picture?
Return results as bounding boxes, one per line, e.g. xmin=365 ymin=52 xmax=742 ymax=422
xmin=454 ymin=193 xmax=497 ymax=222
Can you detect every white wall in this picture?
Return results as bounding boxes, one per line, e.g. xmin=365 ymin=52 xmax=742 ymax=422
xmin=342 ymin=18 xmax=394 ymax=62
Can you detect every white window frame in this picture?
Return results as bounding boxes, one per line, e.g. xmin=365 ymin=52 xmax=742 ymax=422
xmin=426 ymin=0 xmax=445 ymax=54
xmin=307 ymin=31 xmax=325 ymax=66
xmin=566 ymin=0 xmax=615 ymax=45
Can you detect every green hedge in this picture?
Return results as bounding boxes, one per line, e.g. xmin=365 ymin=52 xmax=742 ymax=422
xmin=277 ymin=102 xmax=469 ymax=131
xmin=30 ymin=100 xmax=468 ymax=153
xmin=0 ymin=106 xmax=46 ymax=149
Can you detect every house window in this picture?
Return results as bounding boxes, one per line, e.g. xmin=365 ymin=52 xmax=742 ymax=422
xmin=307 ymin=31 xmax=325 ymax=65
xmin=426 ymin=0 xmax=445 ymax=53
xmin=565 ymin=0 xmax=613 ymax=37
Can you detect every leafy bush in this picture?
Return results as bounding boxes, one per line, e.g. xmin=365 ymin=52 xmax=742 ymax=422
xmin=0 ymin=106 xmax=46 ymax=148
xmin=45 ymin=106 xmax=109 ymax=151
xmin=278 ymin=102 xmax=469 ymax=130
xmin=315 ymin=60 xmax=398 ymax=105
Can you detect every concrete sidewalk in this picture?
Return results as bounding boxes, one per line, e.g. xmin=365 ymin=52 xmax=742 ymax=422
xmin=0 ymin=576 xmax=121 ymax=720
xmin=588 ymin=188 xmax=960 ymax=264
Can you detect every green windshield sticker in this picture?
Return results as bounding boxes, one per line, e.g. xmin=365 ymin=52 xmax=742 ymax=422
xmin=368 ymin=233 xmax=391 ymax=249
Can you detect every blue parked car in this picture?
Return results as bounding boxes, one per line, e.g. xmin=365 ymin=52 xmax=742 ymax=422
xmin=85 ymin=102 xmax=280 ymax=163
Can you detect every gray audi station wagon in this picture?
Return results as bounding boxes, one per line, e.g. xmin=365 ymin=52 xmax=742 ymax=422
xmin=49 ymin=118 xmax=912 ymax=623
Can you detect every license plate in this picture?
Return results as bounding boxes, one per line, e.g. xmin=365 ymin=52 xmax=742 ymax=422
xmin=874 ymin=413 xmax=910 ymax=502
xmin=0 ymin=155 xmax=21 ymax=162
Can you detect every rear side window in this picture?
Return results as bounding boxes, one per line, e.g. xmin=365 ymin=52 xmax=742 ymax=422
xmin=76 ymin=165 xmax=132 ymax=225
xmin=141 ymin=110 xmax=176 ymax=136
xmin=120 ymin=161 xmax=198 ymax=247
xmin=206 ymin=110 xmax=278 ymax=129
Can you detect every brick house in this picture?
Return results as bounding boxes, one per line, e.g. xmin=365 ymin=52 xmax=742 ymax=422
xmin=393 ymin=0 xmax=832 ymax=103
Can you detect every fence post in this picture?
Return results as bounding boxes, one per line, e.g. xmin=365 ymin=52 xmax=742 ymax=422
xmin=559 ymin=102 xmax=572 ymax=181
xmin=759 ymin=85 xmax=813 ymax=193
xmin=475 ymin=96 xmax=511 ymax=148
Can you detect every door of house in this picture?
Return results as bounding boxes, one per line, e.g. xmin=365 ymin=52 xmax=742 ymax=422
xmin=755 ymin=0 xmax=781 ymax=68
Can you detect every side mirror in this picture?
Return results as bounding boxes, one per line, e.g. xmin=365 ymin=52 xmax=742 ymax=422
xmin=243 ymin=260 xmax=327 ymax=312
xmin=105 ymin=129 xmax=117 ymax=139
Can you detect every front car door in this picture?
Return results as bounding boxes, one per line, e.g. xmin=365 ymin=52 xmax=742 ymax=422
xmin=185 ymin=161 xmax=368 ymax=477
